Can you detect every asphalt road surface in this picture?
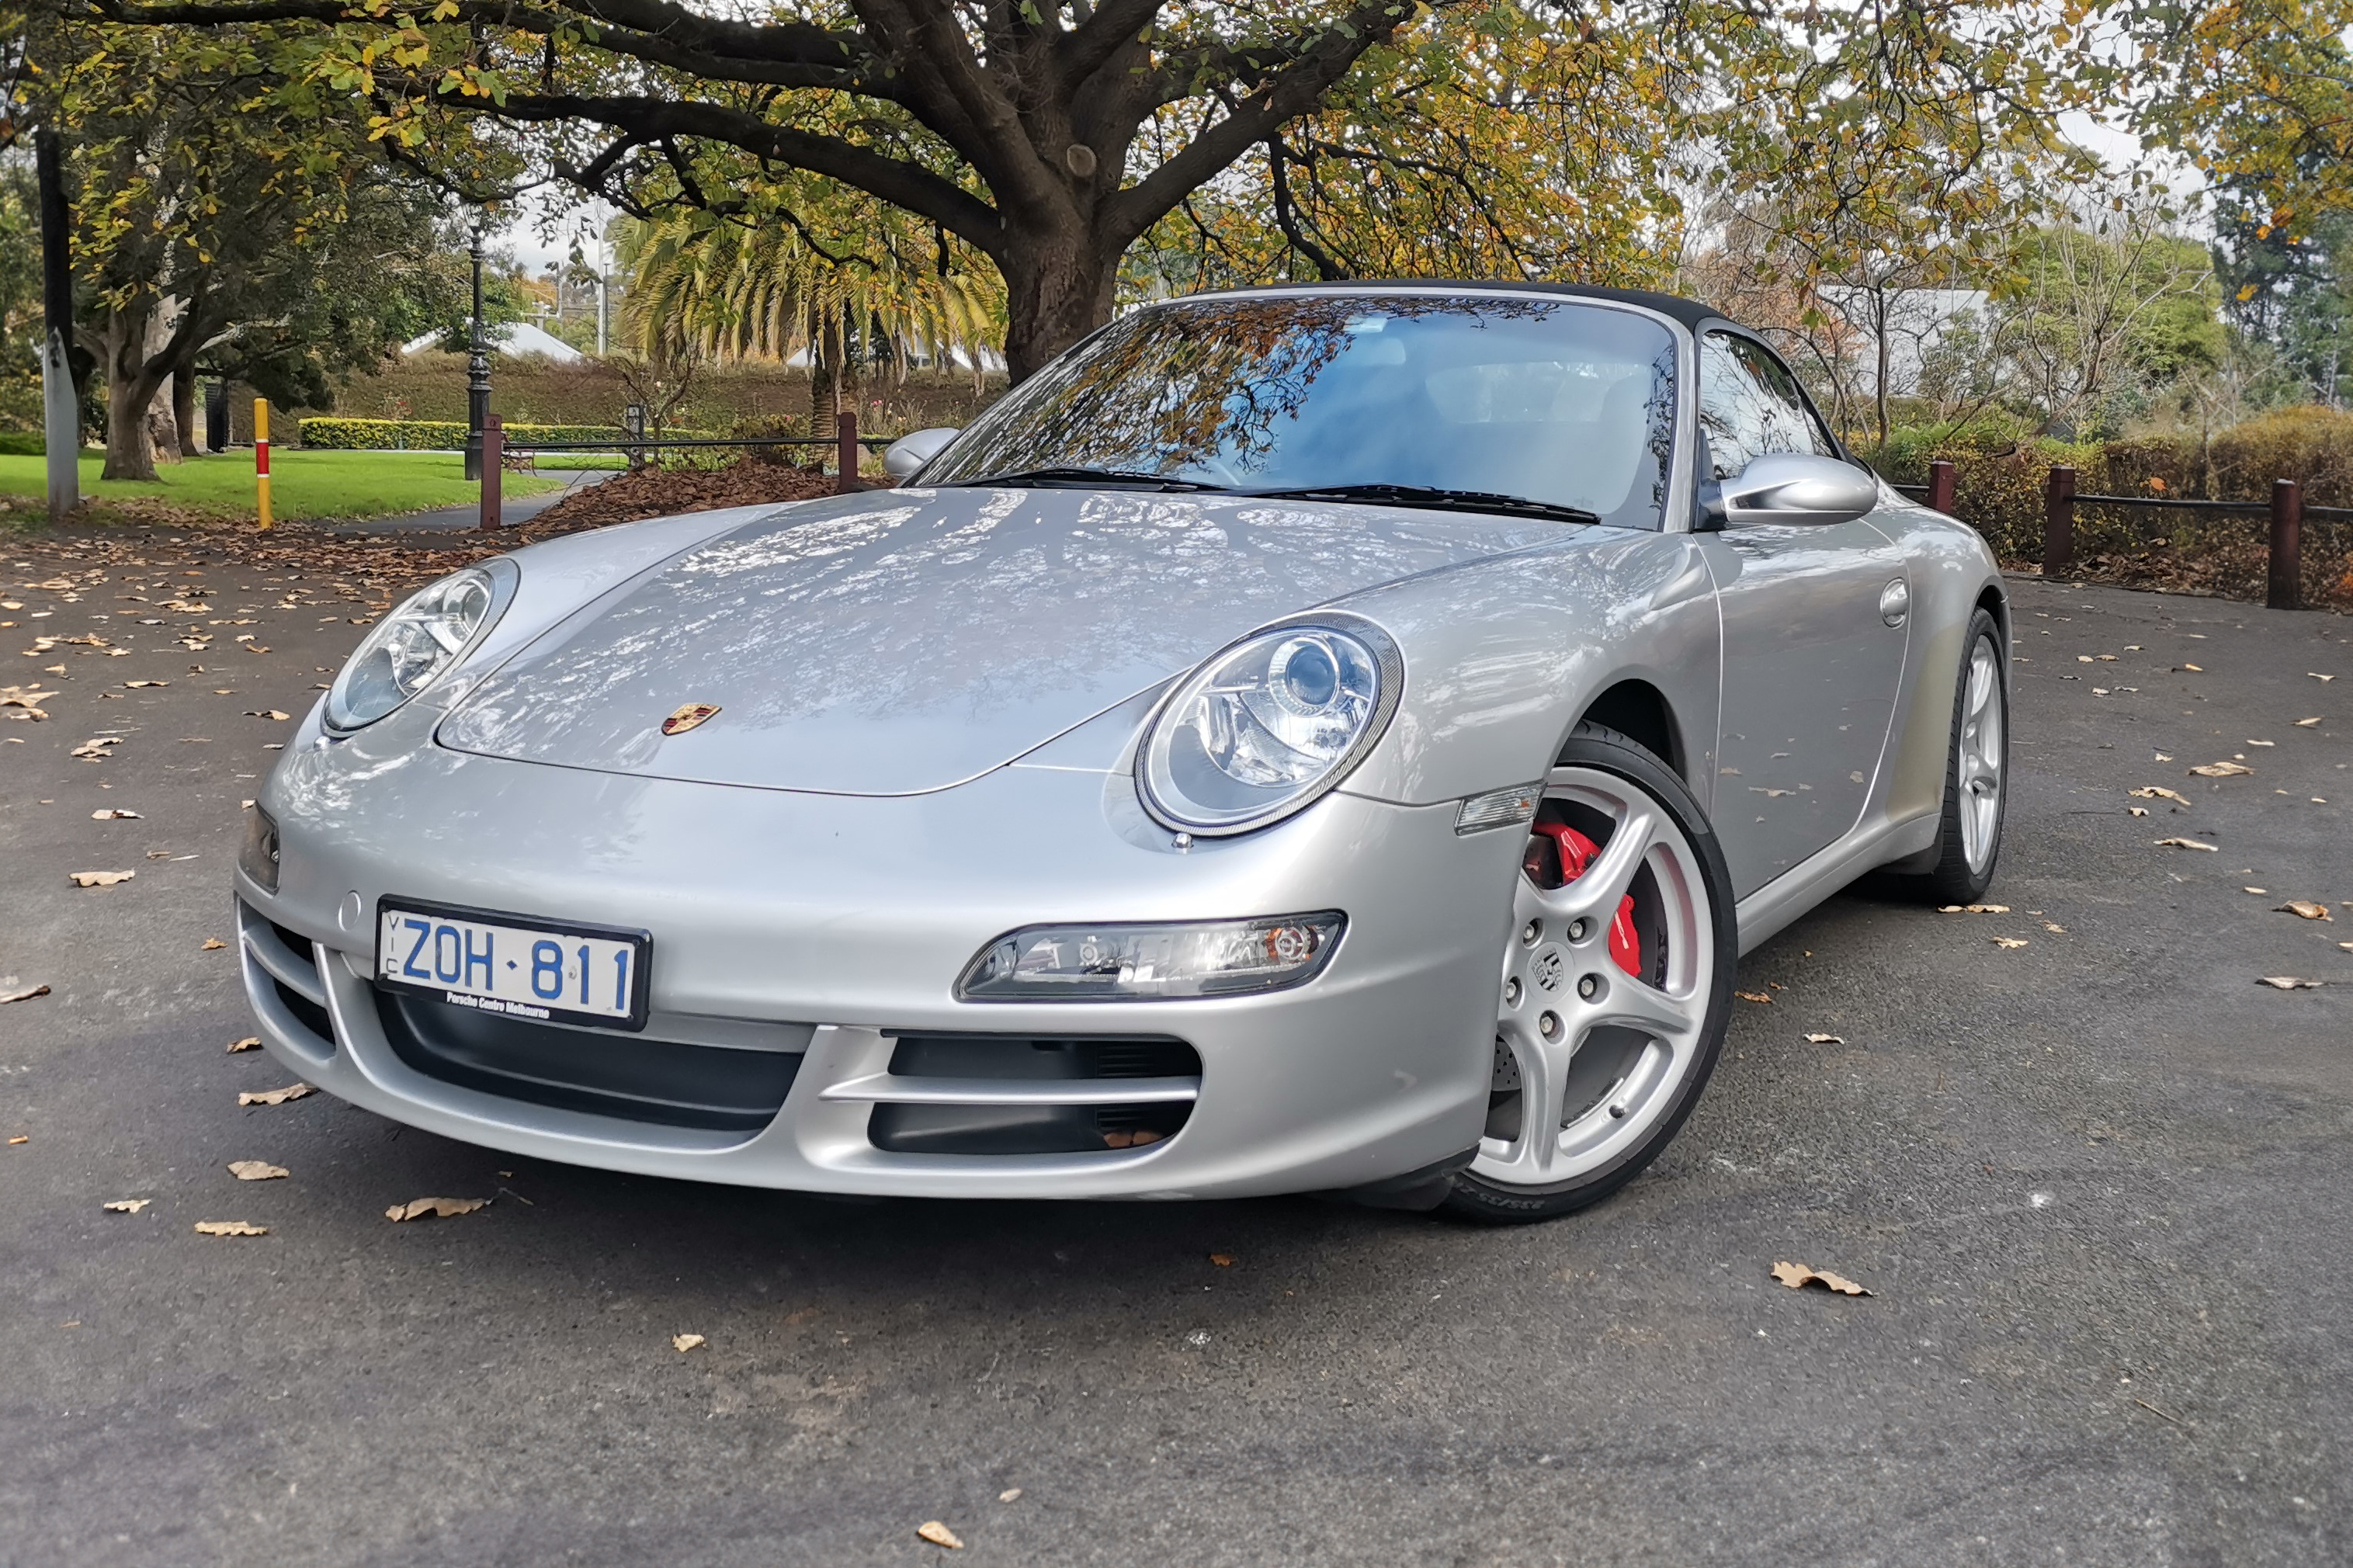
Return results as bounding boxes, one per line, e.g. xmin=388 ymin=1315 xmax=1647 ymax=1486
xmin=3 ymin=529 xmax=2349 ymax=1566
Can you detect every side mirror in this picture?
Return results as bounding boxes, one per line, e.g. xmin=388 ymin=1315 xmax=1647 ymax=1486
xmin=883 ymin=426 xmax=960 ymax=483
xmin=1715 ymin=453 xmax=1879 ymax=528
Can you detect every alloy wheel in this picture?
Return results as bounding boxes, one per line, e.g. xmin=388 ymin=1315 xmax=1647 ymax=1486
xmin=1472 ymin=765 xmax=1718 ymax=1191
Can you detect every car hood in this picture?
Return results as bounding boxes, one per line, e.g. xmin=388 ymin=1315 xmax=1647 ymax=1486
xmin=439 ymin=485 xmax=1568 ymax=794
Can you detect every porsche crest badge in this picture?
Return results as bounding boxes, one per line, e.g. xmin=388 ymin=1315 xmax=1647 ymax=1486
xmin=661 ymin=702 xmax=721 ymax=736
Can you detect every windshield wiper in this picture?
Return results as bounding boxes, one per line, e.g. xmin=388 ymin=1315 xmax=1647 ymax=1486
xmin=958 ymin=466 xmax=1227 ymax=492
xmin=1237 ymin=483 xmax=1601 ymax=526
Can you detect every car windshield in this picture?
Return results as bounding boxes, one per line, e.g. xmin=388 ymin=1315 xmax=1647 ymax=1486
xmin=922 ymin=294 xmax=1694 ymax=532
xmin=922 ymin=294 xmax=1681 ymax=530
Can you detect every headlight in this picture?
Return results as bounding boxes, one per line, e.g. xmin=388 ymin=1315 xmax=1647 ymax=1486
xmin=958 ymin=913 xmax=1346 ymax=1001
xmin=1138 ymin=614 xmax=1401 ymax=834
xmin=325 ymin=564 xmax=512 ymax=730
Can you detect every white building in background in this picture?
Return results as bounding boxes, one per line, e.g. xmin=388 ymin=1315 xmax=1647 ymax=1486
xmin=1812 ymin=286 xmax=1990 ymax=396
xmin=398 ymin=321 xmax=587 ymax=363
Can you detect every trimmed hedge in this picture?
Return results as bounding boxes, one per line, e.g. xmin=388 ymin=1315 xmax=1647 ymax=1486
xmin=297 ymin=417 xmax=631 ymax=450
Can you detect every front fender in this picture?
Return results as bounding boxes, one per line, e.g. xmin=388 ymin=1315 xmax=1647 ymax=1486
xmin=1331 ymin=529 xmax=1723 ymax=811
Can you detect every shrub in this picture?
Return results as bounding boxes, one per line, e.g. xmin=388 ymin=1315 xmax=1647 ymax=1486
xmin=0 ymin=431 xmax=45 ymax=456
xmin=297 ymin=417 xmax=634 ymax=450
xmin=2207 ymin=407 xmax=2353 ymax=508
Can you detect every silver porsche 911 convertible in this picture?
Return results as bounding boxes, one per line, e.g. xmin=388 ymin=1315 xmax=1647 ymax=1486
xmin=235 ymin=283 xmax=2008 ymax=1222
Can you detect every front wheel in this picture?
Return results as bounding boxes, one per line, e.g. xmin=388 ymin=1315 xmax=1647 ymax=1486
xmin=1442 ymin=724 xmax=1738 ymax=1223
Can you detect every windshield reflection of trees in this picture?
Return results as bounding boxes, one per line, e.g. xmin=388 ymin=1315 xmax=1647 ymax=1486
xmin=932 ymin=296 xmax=1679 ymax=530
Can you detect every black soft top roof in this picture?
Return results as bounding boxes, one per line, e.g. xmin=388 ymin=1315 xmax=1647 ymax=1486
xmin=1186 ymin=279 xmax=1728 ymax=331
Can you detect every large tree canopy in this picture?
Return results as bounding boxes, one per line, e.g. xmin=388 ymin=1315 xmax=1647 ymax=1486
xmin=68 ymin=0 xmax=2090 ymax=384
xmin=84 ymin=0 xmax=1495 ymax=377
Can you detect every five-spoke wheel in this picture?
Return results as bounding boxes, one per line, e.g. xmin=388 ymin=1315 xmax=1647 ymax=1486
xmin=1445 ymin=724 xmax=1737 ymax=1222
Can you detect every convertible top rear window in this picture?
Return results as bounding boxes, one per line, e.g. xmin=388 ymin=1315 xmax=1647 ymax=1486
xmin=925 ymin=295 xmax=1680 ymax=531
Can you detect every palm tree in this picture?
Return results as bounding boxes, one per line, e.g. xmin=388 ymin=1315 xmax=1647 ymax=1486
xmin=618 ymin=195 xmax=1004 ymax=435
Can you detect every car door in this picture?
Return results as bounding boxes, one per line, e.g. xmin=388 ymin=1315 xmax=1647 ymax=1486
xmin=1692 ymin=329 xmax=1912 ymax=899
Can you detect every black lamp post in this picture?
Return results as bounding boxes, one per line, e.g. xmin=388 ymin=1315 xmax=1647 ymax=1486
xmin=463 ymin=220 xmax=492 ymax=482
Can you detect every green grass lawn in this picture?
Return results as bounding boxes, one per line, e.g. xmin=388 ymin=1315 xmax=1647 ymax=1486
xmin=0 ymin=449 xmax=563 ymax=523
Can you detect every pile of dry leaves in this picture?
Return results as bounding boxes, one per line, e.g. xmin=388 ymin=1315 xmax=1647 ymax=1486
xmin=525 ymin=460 xmax=838 ymax=532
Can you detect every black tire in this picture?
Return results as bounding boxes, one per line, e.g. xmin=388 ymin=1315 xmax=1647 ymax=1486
xmin=1441 ymin=722 xmax=1739 ymax=1223
xmin=1887 ymin=607 xmax=2008 ymax=906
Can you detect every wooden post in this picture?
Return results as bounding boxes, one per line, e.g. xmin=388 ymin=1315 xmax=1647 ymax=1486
xmin=836 ymin=409 xmax=859 ymax=494
xmin=254 ymin=399 xmax=272 ymax=532
xmin=2042 ymin=465 xmax=2075 ymax=579
xmin=2268 ymin=478 xmax=2302 ymax=611
xmin=1927 ymin=459 xmax=1956 ymax=515
xmin=481 ymin=414 xmax=503 ymax=530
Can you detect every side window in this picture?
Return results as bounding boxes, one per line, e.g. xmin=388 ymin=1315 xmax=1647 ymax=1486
xmin=1697 ymin=331 xmax=1837 ymax=479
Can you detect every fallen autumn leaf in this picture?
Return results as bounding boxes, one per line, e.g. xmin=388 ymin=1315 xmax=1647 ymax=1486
xmin=226 ymin=1036 xmax=260 ymax=1053
xmin=102 ymin=1199 xmax=151 ymax=1214
xmin=1736 ymin=990 xmax=1772 ymax=1003
xmin=2277 ymin=900 xmax=2334 ymax=921
xmin=998 ymin=1489 xmax=1022 ymax=1504
xmin=91 ymin=807 xmax=142 ymax=820
xmin=1771 ymin=1261 xmax=1872 ymax=1296
xmin=227 ymin=1160 xmax=288 ymax=1181
xmin=1992 ymin=936 xmax=2029 ymax=949
xmin=2188 ymin=761 xmax=2254 ymax=778
xmin=2258 ymin=977 xmax=2324 ymax=990
xmin=1938 ymin=903 xmax=2011 ymax=914
xmin=238 ymin=1083 xmax=314 ymax=1106
xmin=68 ymin=869 xmax=135 ymax=887
xmin=384 ymin=1196 xmax=488 ymax=1223
xmin=2296 ymin=717 xmax=2323 ymax=727
xmin=2129 ymin=786 xmax=2192 ymax=805
xmin=672 ymin=1333 xmax=706 ymax=1353
xmin=0 ymin=980 xmax=50 ymax=1004
xmin=917 ymin=1522 xmax=964 ymax=1550
xmin=193 ymin=1221 xmax=269 ymax=1237
xmin=200 ymin=938 xmax=227 ymax=950
xmin=1803 ymin=1032 xmax=1843 ymax=1044
xmin=2154 ymin=838 xmax=2219 ymax=852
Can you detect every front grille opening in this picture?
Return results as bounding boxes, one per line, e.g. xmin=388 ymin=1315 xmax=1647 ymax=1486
xmin=867 ymin=1034 xmax=1199 ymax=1156
xmin=273 ymin=979 xmax=333 ymax=1042
xmin=265 ymin=916 xmax=313 ymax=960
xmin=373 ymin=988 xmax=800 ymax=1133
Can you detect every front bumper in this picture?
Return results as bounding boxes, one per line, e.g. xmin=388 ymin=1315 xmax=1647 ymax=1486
xmin=237 ymin=737 xmax=1522 ymax=1199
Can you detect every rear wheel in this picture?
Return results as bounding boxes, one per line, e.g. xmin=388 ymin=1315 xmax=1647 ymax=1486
xmin=1442 ymin=724 xmax=1737 ymax=1223
xmin=1888 ymin=608 xmax=2008 ymax=905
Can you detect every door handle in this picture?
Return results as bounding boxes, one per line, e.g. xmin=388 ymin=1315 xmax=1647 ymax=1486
xmin=1879 ymin=578 xmax=1910 ymax=627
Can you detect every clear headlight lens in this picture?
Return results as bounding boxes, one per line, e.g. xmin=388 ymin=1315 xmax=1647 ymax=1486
xmin=958 ymin=913 xmax=1346 ymax=1001
xmin=1138 ymin=617 xmax=1400 ymax=834
xmin=326 ymin=565 xmax=508 ymax=730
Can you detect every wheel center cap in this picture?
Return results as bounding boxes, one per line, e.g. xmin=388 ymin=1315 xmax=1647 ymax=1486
xmin=1532 ymin=948 xmax=1565 ymax=993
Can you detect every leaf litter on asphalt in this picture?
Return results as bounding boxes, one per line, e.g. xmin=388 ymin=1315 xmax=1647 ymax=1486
xmin=227 ymin=1036 xmax=260 ymax=1053
xmin=194 ymin=1221 xmax=268 ymax=1237
xmin=0 ymin=979 xmax=50 ymax=1004
xmin=2155 ymin=838 xmax=2219 ymax=852
xmin=227 ymin=1160 xmax=288 ymax=1181
xmin=1803 ymin=1032 xmax=1843 ymax=1044
xmin=917 ymin=1521 xmax=964 ymax=1550
xmin=2188 ymin=761 xmax=2254 ymax=778
xmin=1939 ymin=903 xmax=2010 ymax=913
xmin=102 ymin=1199 xmax=151 ymax=1214
xmin=90 ymin=807 xmax=141 ymax=819
xmin=68 ymin=869 xmax=134 ymax=887
xmin=238 ymin=1084 xmax=313 ymax=1106
xmin=2277 ymin=901 xmax=2334 ymax=921
xmin=2258 ymin=977 xmax=2325 ymax=990
xmin=384 ymin=1196 xmax=488 ymax=1223
xmin=672 ymin=1334 xmax=706 ymax=1354
xmin=1992 ymin=936 xmax=2030 ymax=949
xmin=2129 ymin=786 xmax=2191 ymax=805
xmin=1771 ymin=1261 xmax=1872 ymax=1296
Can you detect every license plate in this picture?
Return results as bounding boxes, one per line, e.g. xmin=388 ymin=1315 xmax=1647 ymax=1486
xmin=376 ymin=898 xmax=651 ymax=1031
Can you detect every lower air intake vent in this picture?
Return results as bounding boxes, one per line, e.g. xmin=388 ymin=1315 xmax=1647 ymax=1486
xmin=374 ymin=988 xmax=800 ymax=1132
xmin=866 ymin=1034 xmax=1200 ymax=1156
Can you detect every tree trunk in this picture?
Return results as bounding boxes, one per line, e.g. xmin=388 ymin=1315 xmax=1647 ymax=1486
xmin=97 ymin=297 xmax=165 ymax=482
xmin=999 ymin=231 xmax=1120 ymax=383
xmin=174 ymin=364 xmax=202 ymax=456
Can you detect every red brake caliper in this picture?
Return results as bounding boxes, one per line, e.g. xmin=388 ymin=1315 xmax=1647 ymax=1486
xmin=1529 ymin=821 xmax=1642 ymax=978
